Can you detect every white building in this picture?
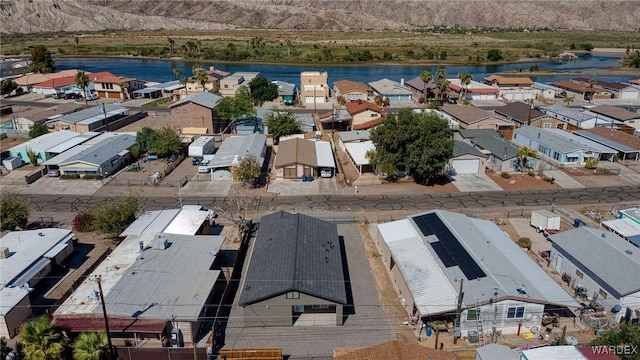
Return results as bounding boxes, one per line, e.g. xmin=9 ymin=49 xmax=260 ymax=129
xmin=372 ymin=210 xmax=577 ymax=340
xmin=549 ymin=227 xmax=640 ymax=323
xmin=513 ymin=127 xmax=608 ymax=166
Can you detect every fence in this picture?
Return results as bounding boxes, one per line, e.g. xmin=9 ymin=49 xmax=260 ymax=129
xmin=0 ymin=130 xmax=30 ymax=138
xmin=117 ymin=347 xmax=207 ymax=360
xmin=93 ymin=111 xmax=148 ymax=132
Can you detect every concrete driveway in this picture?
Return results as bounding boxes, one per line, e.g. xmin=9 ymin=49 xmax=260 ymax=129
xmin=267 ymin=178 xmax=338 ymax=196
xmin=542 ymin=170 xmax=585 ymax=189
xmin=447 ymin=173 xmax=502 ymax=192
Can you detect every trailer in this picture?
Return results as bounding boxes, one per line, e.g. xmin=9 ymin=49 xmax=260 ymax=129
xmin=188 ymin=136 xmax=216 ymax=159
xmin=530 ymin=209 xmax=561 ymax=233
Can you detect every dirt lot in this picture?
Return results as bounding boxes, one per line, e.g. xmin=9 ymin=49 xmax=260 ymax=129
xmin=486 ymin=170 xmax=562 ymax=191
xmin=116 ymin=112 xmax=174 ymax=132
xmin=0 ymin=136 xmax=28 ymax=153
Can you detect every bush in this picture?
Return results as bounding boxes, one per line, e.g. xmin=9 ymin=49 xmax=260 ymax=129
xmin=83 ymin=174 xmax=102 ymax=180
xmin=72 ymin=211 xmax=94 ymax=232
xmin=517 ymin=237 xmax=532 ymax=250
xmin=543 ymin=175 xmax=552 ymax=182
xmin=527 ymin=170 xmax=536 ymax=177
xmin=71 ymin=196 xmax=139 ymax=237
xmin=61 ymin=174 xmax=80 ymax=179
xmin=0 ymin=193 xmax=29 ymax=230
xmin=501 ymin=172 xmax=511 ymax=179
xmin=585 ymin=157 xmax=599 ymax=169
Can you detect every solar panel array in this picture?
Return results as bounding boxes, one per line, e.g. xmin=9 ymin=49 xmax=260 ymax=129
xmin=414 ymin=213 xmax=487 ymax=280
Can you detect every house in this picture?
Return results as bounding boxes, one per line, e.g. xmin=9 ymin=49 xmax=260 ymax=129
xmin=572 ymin=77 xmax=640 ymax=99
xmin=300 ymin=71 xmax=329 ymax=104
xmin=136 ymin=80 xmax=184 ymax=100
xmin=44 ymin=104 xmax=130 ymax=132
xmin=334 ymin=340 xmax=457 ymax=360
xmin=38 ymin=132 xmax=112 ymax=173
xmin=169 ymin=91 xmax=224 ymax=134
xmin=203 ymin=133 xmax=266 ymax=180
xmin=0 ymin=228 xmax=75 ymax=338
xmin=552 ymin=80 xmax=613 ymax=101
xmin=601 ymin=207 xmax=640 ymax=248
xmin=345 ymin=100 xmax=384 ymax=130
xmin=521 ymin=345 xmax=621 ymax=360
xmin=549 ymin=227 xmax=640 ymax=323
xmin=272 ymin=80 xmax=296 ymax=105
xmin=490 ymin=101 xmax=567 ymax=129
xmin=440 ymin=104 xmax=514 ymax=131
xmin=532 ymin=82 xmax=563 ymax=100
xmin=54 ymin=232 xmax=226 ymax=347
xmin=368 ymin=78 xmax=412 ymax=102
xmin=93 ymin=75 xmax=145 ymax=100
xmin=219 ymin=72 xmax=259 ymax=97
xmin=513 ymin=127 xmax=611 ymax=165
xmin=57 ymin=133 xmax=136 ymax=177
xmin=484 ymin=75 xmax=536 ymax=101
xmin=574 ymin=127 xmax=640 ymax=162
xmin=180 ymin=66 xmax=230 ymax=96
xmin=404 ymin=76 xmax=437 ymax=101
xmin=333 ymin=79 xmax=370 ymax=102
xmin=8 ymin=103 xmax=83 ymax=132
xmin=274 ymin=137 xmax=335 ymax=178
xmin=338 ymin=131 xmax=375 ymax=175
xmin=457 ymin=129 xmax=524 ymax=172
xmin=317 ymin=108 xmax=352 ymax=132
xmin=372 ymin=210 xmax=577 ymax=337
xmin=448 ymin=79 xmax=499 ymax=101
xmin=31 ymin=71 xmax=113 ymax=97
xmin=448 ymin=140 xmax=487 ymax=174
xmin=7 ymin=129 xmax=81 ymax=165
xmin=121 ymin=207 xmax=214 ymax=237
xmin=239 ymin=211 xmax=348 ymax=327
xmin=13 ymin=69 xmax=79 ymax=91
xmin=0 ymin=58 xmax=30 ymax=77
xmin=538 ymin=104 xmax=621 ymax=129
xmin=414 ymin=108 xmax=460 ymax=130
xmin=587 ymin=105 xmax=640 ymax=130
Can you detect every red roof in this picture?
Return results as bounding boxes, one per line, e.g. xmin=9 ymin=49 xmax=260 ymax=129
xmin=345 ymin=100 xmax=383 ymax=115
xmin=88 ymin=71 xmax=116 ymax=81
xmin=33 ymin=75 xmax=77 ymax=89
xmin=353 ymin=117 xmax=383 ymax=130
xmin=54 ymin=317 xmax=167 ymax=333
xmin=577 ymin=346 xmax=621 ymax=360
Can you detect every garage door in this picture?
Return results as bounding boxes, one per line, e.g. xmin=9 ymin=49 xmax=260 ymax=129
xmin=621 ymin=91 xmax=637 ymax=99
xmin=452 ymin=159 xmax=480 ymax=174
xmin=305 ymin=96 xmax=314 ymax=104
xmin=315 ymin=96 xmax=325 ymax=103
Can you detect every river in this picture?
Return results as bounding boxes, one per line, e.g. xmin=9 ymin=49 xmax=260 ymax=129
xmin=54 ymin=54 xmax=638 ymax=86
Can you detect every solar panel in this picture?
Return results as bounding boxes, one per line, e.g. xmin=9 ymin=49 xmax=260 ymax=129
xmin=414 ymin=213 xmax=487 ymax=280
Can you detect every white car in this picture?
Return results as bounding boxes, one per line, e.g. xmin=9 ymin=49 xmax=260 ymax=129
xmin=85 ymin=93 xmax=99 ymax=101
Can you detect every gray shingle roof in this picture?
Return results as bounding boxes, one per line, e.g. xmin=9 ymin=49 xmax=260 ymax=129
xmin=239 ymin=211 xmax=347 ymax=305
xmin=170 ymin=91 xmax=222 ymax=109
xmin=550 ymin=227 xmax=640 ymax=297
xmin=59 ymin=133 xmax=136 ymax=167
xmin=453 ymin=140 xmax=487 ymax=158
xmin=368 ymin=78 xmax=412 ymax=96
xmin=458 ymin=129 xmax=518 ymax=160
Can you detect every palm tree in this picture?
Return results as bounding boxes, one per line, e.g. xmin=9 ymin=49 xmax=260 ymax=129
xmin=168 ymin=37 xmax=175 ymax=56
xmin=517 ymin=146 xmax=537 ymax=173
xmin=172 ymin=67 xmax=182 ymax=79
xmin=19 ymin=316 xmax=67 ymax=360
xmin=72 ymin=332 xmax=109 ymax=360
xmin=75 ymin=70 xmax=90 ymax=108
xmin=457 ymin=71 xmax=473 ymax=100
xmin=419 ymin=70 xmax=433 ymax=103
xmin=195 ymin=70 xmax=209 ymax=92
xmin=563 ymin=95 xmax=575 ymax=107
xmin=179 ymin=77 xmax=189 ymax=99
xmin=191 ymin=63 xmax=201 ymax=76
xmin=436 ymin=67 xmax=448 ymax=102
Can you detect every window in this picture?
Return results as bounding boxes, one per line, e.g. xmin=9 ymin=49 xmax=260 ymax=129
xmin=286 ymin=292 xmax=300 ymax=299
xmin=466 ymin=309 xmax=478 ymax=321
xmin=598 ymin=289 xmax=608 ymax=299
xmin=370 ymin=113 xmax=378 ymax=118
xmin=553 ymin=152 xmax=560 ymax=161
xmin=556 ymin=123 xmax=564 ymax=129
xmin=507 ymin=306 xmax=525 ymax=319
xmin=312 ymin=305 xmax=329 ymax=309
xmin=476 ymin=125 xmax=483 ymax=129
xmin=575 ymin=270 xmax=584 ymax=279
xmin=543 ymin=123 xmax=551 ymax=128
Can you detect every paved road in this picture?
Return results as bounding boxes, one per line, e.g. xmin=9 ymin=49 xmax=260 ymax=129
xmin=24 ymin=185 xmax=640 ymax=215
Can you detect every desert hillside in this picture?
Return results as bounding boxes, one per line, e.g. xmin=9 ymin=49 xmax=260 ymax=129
xmin=1 ymin=0 xmax=639 ymax=33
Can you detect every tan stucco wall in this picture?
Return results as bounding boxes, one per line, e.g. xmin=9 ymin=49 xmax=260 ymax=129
xmin=171 ymin=103 xmax=215 ymax=134
xmin=243 ymin=292 xmax=343 ymax=327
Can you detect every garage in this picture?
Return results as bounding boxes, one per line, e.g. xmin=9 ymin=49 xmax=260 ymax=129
xmin=304 ymin=96 xmax=325 ymax=104
xmin=452 ymin=159 xmax=481 ymax=174
xmin=621 ymin=90 xmax=638 ymax=99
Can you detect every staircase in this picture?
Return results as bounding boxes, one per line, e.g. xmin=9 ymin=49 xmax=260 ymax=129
xmin=475 ymin=297 xmax=485 ymax=345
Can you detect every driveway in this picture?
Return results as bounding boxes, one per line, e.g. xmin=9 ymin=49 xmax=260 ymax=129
xmin=509 ymin=218 xmax=553 ymax=256
xmin=542 ymin=170 xmax=585 ymax=189
xmin=267 ymin=178 xmax=338 ymax=196
xmin=447 ymin=173 xmax=502 ymax=192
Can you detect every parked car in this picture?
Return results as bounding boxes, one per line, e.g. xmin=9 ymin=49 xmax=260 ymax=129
xmin=52 ymin=92 xmax=63 ymax=99
xmin=85 ymin=93 xmax=99 ymax=101
xmin=48 ymin=169 xmax=60 ymax=177
xmin=62 ymin=93 xmax=82 ymax=100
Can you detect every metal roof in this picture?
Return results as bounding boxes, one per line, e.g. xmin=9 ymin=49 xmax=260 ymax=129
xmin=540 ymin=104 xmax=600 ymax=124
xmin=170 ymin=91 xmax=222 ymax=109
xmin=458 ymin=129 xmax=519 ymax=160
xmin=368 ymin=78 xmax=412 ymax=96
xmin=573 ymin=130 xmax=638 ymax=153
xmin=315 ymin=141 xmax=335 ymax=168
xmin=162 ymin=209 xmax=210 ymax=235
xmin=338 ymin=130 xmax=370 ymax=143
xmin=602 ymin=218 xmax=640 ymax=242
xmin=532 ymin=82 xmax=562 ymax=91
xmin=272 ymin=80 xmax=295 ymax=95
xmin=475 ymin=344 xmax=519 ymax=360
xmin=58 ymin=133 xmax=136 ymax=167
xmin=9 ymin=258 xmax=50 ymax=288
xmin=209 ymin=133 xmax=266 ymax=169
xmin=239 ymin=211 xmax=347 ymax=305
xmin=514 ymin=127 xmax=600 ymax=154
xmin=9 ymin=130 xmax=80 ymax=152
xmin=50 ymin=104 xmax=128 ymax=125
xmin=344 ymin=141 xmax=375 ymax=166
xmin=550 ymin=227 xmax=640 ymax=296
xmin=545 ymin=128 xmax=617 ymax=154
xmin=522 ymin=346 xmax=585 ymax=360
xmin=121 ymin=208 xmax=212 ymax=237
xmin=0 ymin=229 xmax=74 ymax=287
xmin=46 ymin=132 xmax=100 ymax=154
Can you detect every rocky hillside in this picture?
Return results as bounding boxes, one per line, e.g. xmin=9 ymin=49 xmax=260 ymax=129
xmin=2 ymin=0 xmax=639 ymax=33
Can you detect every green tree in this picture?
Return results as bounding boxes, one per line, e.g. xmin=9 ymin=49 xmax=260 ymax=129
xmin=435 ymin=67 xmax=450 ymax=102
xmin=149 ymin=126 xmax=181 ymax=157
xmin=1 ymin=337 xmax=15 ymax=359
xmin=88 ymin=196 xmax=139 ymax=237
xmin=29 ymin=123 xmax=49 ymax=138
xmin=195 ymin=70 xmax=209 ymax=92
xmin=232 ymin=154 xmax=262 ymax=186
xmin=179 ymin=77 xmax=189 ymax=97
xmin=74 ymin=36 xmax=79 ymax=52
xmin=457 ymin=71 xmax=473 ymax=100
xmin=214 ymin=86 xmax=256 ymax=132
xmin=563 ymin=95 xmax=575 ymax=107
xmin=419 ymin=70 xmax=433 ymax=101
xmin=370 ymin=109 xmax=453 ymax=184
xmin=0 ymin=79 xmax=18 ymax=95
xmin=487 ymin=48 xmax=504 ymax=62
xmin=0 ymin=193 xmax=29 ymax=230
xmin=248 ymin=75 xmax=278 ymax=106
xmin=29 ymin=45 xmax=55 ymax=73
xmin=517 ymin=146 xmax=537 ymax=173
xmin=591 ymin=323 xmax=640 ymax=360
xmin=172 ymin=67 xmax=181 ymax=79
xmin=75 ymin=70 xmax=90 ymax=108
xmin=264 ymin=111 xmax=301 ymax=144
xmin=19 ymin=316 xmax=67 ymax=360
xmin=26 ymin=149 xmax=39 ymax=166
xmin=135 ymin=127 xmax=156 ymax=154
xmin=72 ymin=332 xmax=109 ymax=360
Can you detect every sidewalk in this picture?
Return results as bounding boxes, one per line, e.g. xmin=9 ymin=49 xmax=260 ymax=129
xmin=542 ymin=170 xmax=584 ymax=189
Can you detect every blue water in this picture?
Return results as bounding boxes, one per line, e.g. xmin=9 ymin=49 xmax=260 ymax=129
xmin=55 ymin=54 xmax=637 ymax=86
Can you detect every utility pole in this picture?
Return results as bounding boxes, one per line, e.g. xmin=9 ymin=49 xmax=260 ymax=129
xmin=97 ymin=276 xmax=115 ymax=359
xmin=453 ymin=278 xmax=464 ymax=345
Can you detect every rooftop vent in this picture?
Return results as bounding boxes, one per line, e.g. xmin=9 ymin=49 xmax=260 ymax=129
xmin=38 ymin=232 xmax=45 ymax=237
xmin=625 ymin=250 xmax=633 ymax=255
xmin=152 ymin=236 xmax=169 ymax=250
xmin=0 ymin=247 xmax=9 ymax=259
xmin=601 ymin=233 xmax=607 ymax=238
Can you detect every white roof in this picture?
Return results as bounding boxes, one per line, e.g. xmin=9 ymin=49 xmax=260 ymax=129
xmin=162 ymin=209 xmax=210 ymax=235
xmin=521 ymin=346 xmax=585 ymax=360
xmin=0 ymin=229 xmax=74 ymax=287
xmin=209 ymin=133 xmax=266 ymax=169
xmin=0 ymin=287 xmax=30 ymax=316
xmin=9 ymin=130 xmax=80 ymax=153
xmin=378 ymin=220 xmax=458 ymax=316
xmin=602 ymin=218 xmax=640 ymax=237
xmin=120 ymin=208 xmax=210 ymax=237
xmin=344 ymin=140 xmax=375 ymax=166
xmin=46 ymin=132 xmax=100 ymax=154
xmin=315 ymin=141 xmax=335 ymax=168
